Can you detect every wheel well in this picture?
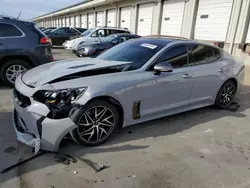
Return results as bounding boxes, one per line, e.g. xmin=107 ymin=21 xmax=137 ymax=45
xmin=227 ymin=78 xmax=238 ymax=91
xmin=86 ymin=96 xmax=124 ymax=128
xmin=0 ymin=56 xmax=34 ymax=70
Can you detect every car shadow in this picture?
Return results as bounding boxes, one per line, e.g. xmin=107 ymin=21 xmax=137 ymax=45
xmin=0 ymin=84 xmax=250 ymax=183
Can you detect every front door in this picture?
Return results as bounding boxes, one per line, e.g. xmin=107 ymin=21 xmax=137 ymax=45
xmin=0 ymin=38 xmax=5 ymax=58
xmin=140 ymin=44 xmax=193 ymax=118
xmin=188 ymin=45 xmax=227 ymax=105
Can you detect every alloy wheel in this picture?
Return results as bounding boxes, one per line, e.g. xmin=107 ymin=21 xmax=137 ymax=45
xmin=6 ymin=65 xmax=27 ymax=84
xmin=220 ymin=83 xmax=236 ymax=107
xmin=77 ymin=106 xmax=115 ymax=144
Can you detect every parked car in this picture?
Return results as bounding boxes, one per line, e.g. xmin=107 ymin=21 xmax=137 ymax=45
xmin=76 ymin=33 xmax=141 ymax=57
xmin=39 ymin=27 xmax=45 ymax=31
xmin=0 ymin=15 xmax=53 ymax=86
xmin=43 ymin=27 xmax=57 ymax=34
xmin=63 ymin=27 xmax=131 ymax=52
xmin=46 ymin=27 xmax=87 ymax=45
xmin=12 ymin=37 xmax=245 ymax=152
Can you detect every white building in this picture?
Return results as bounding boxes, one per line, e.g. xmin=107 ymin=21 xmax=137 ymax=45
xmin=32 ymin=0 xmax=250 ymax=60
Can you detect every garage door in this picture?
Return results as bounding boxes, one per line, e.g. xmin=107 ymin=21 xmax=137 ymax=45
xmin=195 ymin=0 xmax=234 ymax=41
xmin=87 ymin=13 xmax=95 ymax=29
xmin=96 ymin=11 xmax=103 ymax=27
xmin=61 ymin=18 xmax=64 ymax=27
xmin=75 ymin=15 xmax=80 ymax=27
xmin=66 ymin=17 xmax=70 ymax=26
xmin=137 ymin=3 xmax=154 ymax=36
xmin=81 ymin=14 xmax=87 ymax=28
xmin=161 ymin=0 xmax=185 ymax=36
xmin=246 ymin=21 xmax=250 ymax=43
xmin=70 ymin=16 xmax=75 ymax=27
xmin=120 ymin=7 xmax=132 ymax=30
xmin=57 ymin=19 xmax=60 ymax=27
xmin=107 ymin=9 xmax=116 ymax=27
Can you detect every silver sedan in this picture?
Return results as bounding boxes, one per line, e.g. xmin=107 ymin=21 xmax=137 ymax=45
xmin=12 ymin=37 xmax=245 ymax=152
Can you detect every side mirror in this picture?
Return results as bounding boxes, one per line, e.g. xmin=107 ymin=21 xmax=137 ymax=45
xmin=153 ymin=62 xmax=173 ymax=73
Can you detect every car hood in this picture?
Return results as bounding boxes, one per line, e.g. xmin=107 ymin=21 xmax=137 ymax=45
xmin=22 ymin=58 xmax=132 ymax=87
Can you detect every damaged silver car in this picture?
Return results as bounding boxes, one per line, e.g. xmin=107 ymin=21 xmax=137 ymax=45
xmin=12 ymin=37 xmax=245 ymax=152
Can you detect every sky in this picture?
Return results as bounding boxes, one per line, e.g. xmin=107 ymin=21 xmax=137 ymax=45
xmin=0 ymin=0 xmax=83 ymax=20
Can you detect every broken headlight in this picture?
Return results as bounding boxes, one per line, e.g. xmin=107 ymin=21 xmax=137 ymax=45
xmin=33 ymin=87 xmax=87 ymax=119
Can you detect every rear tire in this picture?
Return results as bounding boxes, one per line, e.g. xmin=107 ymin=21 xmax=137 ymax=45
xmin=0 ymin=59 xmax=32 ymax=87
xmin=215 ymin=80 xmax=236 ymax=109
xmin=71 ymin=100 xmax=120 ymax=147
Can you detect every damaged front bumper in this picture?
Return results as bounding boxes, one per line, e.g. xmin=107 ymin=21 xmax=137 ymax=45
xmin=12 ymin=77 xmax=77 ymax=152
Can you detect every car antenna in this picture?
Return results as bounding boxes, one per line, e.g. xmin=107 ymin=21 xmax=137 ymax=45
xmin=17 ymin=11 xmax=22 ymax=19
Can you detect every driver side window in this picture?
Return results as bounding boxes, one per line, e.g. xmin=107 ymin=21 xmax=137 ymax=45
xmin=155 ymin=45 xmax=188 ymax=69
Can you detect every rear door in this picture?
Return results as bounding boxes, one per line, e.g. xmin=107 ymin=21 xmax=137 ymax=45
xmin=188 ymin=45 xmax=226 ymax=105
xmin=0 ymin=23 xmax=24 ymax=53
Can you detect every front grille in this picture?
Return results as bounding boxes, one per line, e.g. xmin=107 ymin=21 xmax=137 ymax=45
xmin=13 ymin=88 xmax=31 ymax=107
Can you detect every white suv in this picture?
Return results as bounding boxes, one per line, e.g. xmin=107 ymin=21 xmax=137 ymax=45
xmin=63 ymin=27 xmax=131 ymax=51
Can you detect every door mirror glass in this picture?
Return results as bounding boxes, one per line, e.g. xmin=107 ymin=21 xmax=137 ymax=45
xmin=154 ymin=62 xmax=173 ymax=72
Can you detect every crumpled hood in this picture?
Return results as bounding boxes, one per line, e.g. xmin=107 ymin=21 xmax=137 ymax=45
xmin=22 ymin=58 xmax=131 ymax=87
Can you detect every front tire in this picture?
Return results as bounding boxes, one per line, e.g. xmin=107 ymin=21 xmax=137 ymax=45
xmin=71 ymin=100 xmax=120 ymax=146
xmin=215 ymin=80 xmax=236 ymax=109
xmin=0 ymin=59 xmax=31 ymax=87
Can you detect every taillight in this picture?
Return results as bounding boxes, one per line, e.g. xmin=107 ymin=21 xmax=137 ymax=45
xmin=50 ymin=57 xmax=54 ymax=62
xmin=40 ymin=37 xmax=51 ymax=44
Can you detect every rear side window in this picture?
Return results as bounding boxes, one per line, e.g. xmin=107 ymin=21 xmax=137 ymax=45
xmin=0 ymin=23 xmax=23 ymax=37
xmin=155 ymin=45 xmax=188 ymax=68
xmin=189 ymin=45 xmax=216 ymax=65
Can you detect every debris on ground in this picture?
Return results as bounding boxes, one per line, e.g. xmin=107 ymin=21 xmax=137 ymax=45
xmin=133 ymin=175 xmax=136 ymax=178
xmin=128 ymin=131 xmax=133 ymax=134
xmin=78 ymin=158 xmax=109 ymax=172
xmin=1 ymin=149 xmax=108 ymax=174
xmin=0 ymin=151 xmax=46 ymax=173
xmin=54 ymin=153 xmax=77 ymax=165
xmin=73 ymin=171 xmax=78 ymax=174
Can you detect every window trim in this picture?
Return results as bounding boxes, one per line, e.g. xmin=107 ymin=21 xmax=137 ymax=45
xmin=90 ymin=30 xmax=98 ymax=37
xmin=146 ymin=44 xmax=190 ymax=71
xmin=188 ymin=44 xmax=220 ymax=67
xmin=0 ymin=23 xmax=25 ymax=38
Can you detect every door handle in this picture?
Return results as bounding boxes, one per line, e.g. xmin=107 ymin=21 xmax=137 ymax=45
xmin=182 ymin=73 xmax=192 ymax=79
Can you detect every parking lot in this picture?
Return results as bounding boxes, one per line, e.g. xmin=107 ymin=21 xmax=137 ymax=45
xmin=1 ymin=49 xmax=250 ymax=188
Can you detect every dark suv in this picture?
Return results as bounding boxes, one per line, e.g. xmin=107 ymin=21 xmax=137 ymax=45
xmin=46 ymin=27 xmax=87 ymax=45
xmin=0 ymin=15 xmax=53 ymax=86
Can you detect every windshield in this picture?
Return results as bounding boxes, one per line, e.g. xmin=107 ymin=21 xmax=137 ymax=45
xmin=81 ymin=29 xmax=94 ymax=37
xmin=97 ymin=39 xmax=165 ymax=70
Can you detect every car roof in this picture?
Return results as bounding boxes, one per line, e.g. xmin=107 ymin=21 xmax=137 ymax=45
xmin=94 ymin=26 xmax=129 ymax=30
xmin=137 ymin=37 xmax=181 ymax=46
xmin=140 ymin=36 xmax=221 ymax=49
xmin=111 ymin=33 xmax=140 ymax=37
xmin=0 ymin=15 xmax=34 ymax=25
